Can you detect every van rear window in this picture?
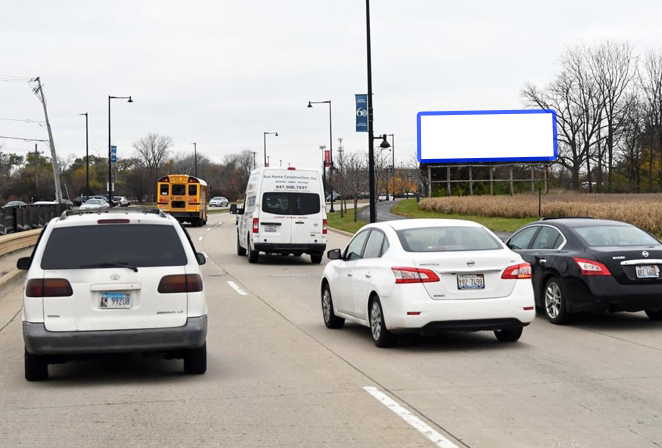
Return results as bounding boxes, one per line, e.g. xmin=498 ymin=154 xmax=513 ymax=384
xmin=41 ymin=225 xmax=188 ymax=269
xmin=262 ymin=193 xmax=320 ymax=215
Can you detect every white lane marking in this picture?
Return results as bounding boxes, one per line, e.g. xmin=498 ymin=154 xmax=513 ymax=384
xmin=206 ymin=228 xmax=211 ymax=232
xmin=227 ymin=281 xmax=248 ymax=296
xmin=363 ymin=387 xmax=459 ymax=448
xmin=198 ymin=236 xmax=203 ymax=241
xmin=202 ymin=252 xmax=209 ymax=258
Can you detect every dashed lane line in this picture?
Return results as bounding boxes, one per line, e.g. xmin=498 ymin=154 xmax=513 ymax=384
xmin=227 ymin=281 xmax=248 ymax=296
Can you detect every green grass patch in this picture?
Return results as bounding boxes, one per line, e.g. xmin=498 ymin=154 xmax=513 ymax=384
xmin=392 ymin=199 xmax=538 ymax=233
xmin=327 ymin=207 xmax=368 ymax=234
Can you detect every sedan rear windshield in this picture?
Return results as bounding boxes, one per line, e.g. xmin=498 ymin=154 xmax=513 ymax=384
xmin=41 ymin=225 xmax=188 ymax=270
xmin=573 ymin=225 xmax=660 ymax=247
xmin=396 ymin=227 xmax=503 ymax=252
xmin=262 ymin=193 xmax=320 ymax=215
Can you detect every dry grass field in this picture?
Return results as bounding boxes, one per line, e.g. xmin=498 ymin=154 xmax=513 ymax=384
xmin=420 ymin=193 xmax=662 ymax=235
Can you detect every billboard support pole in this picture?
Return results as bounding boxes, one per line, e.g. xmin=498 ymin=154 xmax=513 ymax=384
xmin=446 ymin=166 xmax=451 ymax=196
xmin=427 ymin=166 xmax=432 ymax=198
xmin=469 ymin=166 xmax=473 ymax=195
xmin=545 ymin=164 xmax=549 ymax=194
xmin=531 ymin=166 xmax=535 ymax=193
xmin=509 ymin=166 xmax=514 ymax=195
xmin=489 ymin=166 xmax=494 ymax=195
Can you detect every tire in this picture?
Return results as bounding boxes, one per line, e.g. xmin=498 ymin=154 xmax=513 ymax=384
xmin=25 ymin=349 xmax=48 ymax=381
xmin=247 ymin=235 xmax=259 ymax=263
xmin=544 ymin=277 xmax=570 ymax=324
xmin=645 ymin=310 xmax=662 ymax=321
xmin=311 ymin=254 xmax=323 ymax=264
xmin=322 ymin=284 xmax=345 ymax=329
xmin=237 ymin=234 xmax=247 ymax=256
xmin=183 ymin=343 xmax=207 ymax=375
xmin=494 ymin=327 xmax=523 ymax=342
xmin=369 ymin=297 xmax=397 ymax=348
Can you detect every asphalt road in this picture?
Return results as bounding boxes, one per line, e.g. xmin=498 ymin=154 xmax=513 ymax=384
xmin=1 ymin=213 xmax=662 ymax=447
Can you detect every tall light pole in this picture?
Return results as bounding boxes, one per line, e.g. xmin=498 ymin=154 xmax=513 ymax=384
xmin=192 ymin=142 xmax=197 ymax=177
xmin=264 ymin=132 xmax=278 ymax=166
xmin=80 ymin=113 xmax=89 ymax=195
xmin=365 ymin=0 xmax=376 ymax=222
xmin=307 ymin=100 xmax=335 ymax=212
xmin=108 ymin=95 xmax=133 ymax=207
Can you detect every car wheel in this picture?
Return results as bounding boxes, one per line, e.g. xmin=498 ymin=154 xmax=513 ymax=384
xmin=369 ymin=297 xmax=397 ymax=348
xmin=237 ymin=233 xmax=247 ymax=256
xmin=494 ymin=327 xmax=523 ymax=342
xmin=645 ymin=310 xmax=662 ymax=321
xmin=544 ymin=277 xmax=569 ymax=324
xmin=247 ymin=235 xmax=259 ymax=263
xmin=25 ymin=349 xmax=48 ymax=381
xmin=183 ymin=343 xmax=207 ymax=375
xmin=322 ymin=284 xmax=345 ymax=329
xmin=311 ymin=254 xmax=323 ymax=264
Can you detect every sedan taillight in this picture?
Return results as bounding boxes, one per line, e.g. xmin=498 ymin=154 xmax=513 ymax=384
xmin=392 ymin=267 xmax=440 ymax=284
xmin=158 ymin=274 xmax=204 ymax=293
xmin=501 ymin=263 xmax=532 ymax=279
xmin=573 ymin=257 xmax=611 ymax=276
xmin=26 ymin=278 xmax=73 ymax=297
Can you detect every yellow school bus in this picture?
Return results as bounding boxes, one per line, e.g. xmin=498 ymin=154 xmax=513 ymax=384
xmin=157 ymin=174 xmax=208 ymax=226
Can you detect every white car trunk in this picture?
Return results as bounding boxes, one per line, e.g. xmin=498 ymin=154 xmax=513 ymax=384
xmin=43 ymin=266 xmax=188 ymax=332
xmin=412 ymin=249 xmax=519 ymax=300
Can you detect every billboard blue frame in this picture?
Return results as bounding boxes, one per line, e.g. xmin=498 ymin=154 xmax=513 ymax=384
xmin=417 ymin=109 xmax=557 ymax=164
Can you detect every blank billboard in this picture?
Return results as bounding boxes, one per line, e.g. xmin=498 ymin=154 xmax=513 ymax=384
xmin=417 ymin=109 xmax=557 ymax=163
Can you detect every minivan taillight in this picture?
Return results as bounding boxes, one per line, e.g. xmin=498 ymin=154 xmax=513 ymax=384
xmin=573 ymin=257 xmax=611 ymax=276
xmin=26 ymin=278 xmax=73 ymax=297
xmin=252 ymin=218 xmax=259 ymax=233
xmin=392 ymin=267 xmax=440 ymax=284
xmin=158 ymin=274 xmax=203 ymax=293
xmin=501 ymin=263 xmax=532 ymax=279
xmin=323 ymin=219 xmax=328 ymax=235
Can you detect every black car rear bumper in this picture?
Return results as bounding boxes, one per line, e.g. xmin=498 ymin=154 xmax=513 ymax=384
xmin=254 ymin=243 xmax=326 ymax=255
xmin=566 ymin=277 xmax=662 ymax=312
xmin=23 ymin=316 xmax=207 ymax=355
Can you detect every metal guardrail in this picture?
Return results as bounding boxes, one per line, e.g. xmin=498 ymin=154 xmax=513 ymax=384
xmin=0 ymin=205 xmax=66 ymax=235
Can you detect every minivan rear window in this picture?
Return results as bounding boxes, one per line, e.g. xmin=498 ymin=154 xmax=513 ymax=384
xmin=396 ymin=227 xmax=502 ymax=252
xmin=262 ymin=193 xmax=320 ymax=215
xmin=41 ymin=225 xmax=188 ymax=270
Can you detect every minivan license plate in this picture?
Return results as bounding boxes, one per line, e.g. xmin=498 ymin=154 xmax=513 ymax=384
xmin=100 ymin=292 xmax=131 ymax=309
xmin=457 ymin=274 xmax=485 ymax=289
xmin=636 ymin=265 xmax=659 ymax=279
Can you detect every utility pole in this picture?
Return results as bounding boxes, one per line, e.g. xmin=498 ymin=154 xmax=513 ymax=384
xmin=34 ymin=144 xmax=39 ymax=197
xmin=31 ymin=77 xmax=63 ymax=203
xmin=253 ymin=151 xmax=257 ymax=169
xmin=192 ymin=142 xmax=197 ymax=177
xmin=80 ymin=113 xmax=89 ymax=195
xmin=280 ymin=159 xmax=282 ymax=167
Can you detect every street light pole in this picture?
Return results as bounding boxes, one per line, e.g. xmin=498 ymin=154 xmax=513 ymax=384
xmin=365 ymin=0 xmax=376 ymax=223
xmin=108 ymin=95 xmax=133 ymax=207
xmin=263 ymin=132 xmax=278 ymax=166
xmin=192 ymin=142 xmax=197 ymax=177
xmin=307 ymin=100 xmax=334 ymax=212
xmin=80 ymin=113 xmax=89 ymax=195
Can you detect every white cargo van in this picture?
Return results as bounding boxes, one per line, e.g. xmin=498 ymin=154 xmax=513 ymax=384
xmin=235 ymin=167 xmax=327 ymax=264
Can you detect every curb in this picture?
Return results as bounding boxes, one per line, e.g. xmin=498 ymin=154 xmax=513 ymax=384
xmin=328 ymin=227 xmax=355 ymax=237
xmin=0 ymin=269 xmax=24 ymax=293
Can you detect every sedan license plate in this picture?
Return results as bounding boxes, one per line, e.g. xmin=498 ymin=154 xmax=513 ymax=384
xmin=100 ymin=292 xmax=131 ymax=309
xmin=457 ymin=274 xmax=485 ymax=290
xmin=264 ymin=225 xmax=277 ymax=233
xmin=636 ymin=265 xmax=659 ymax=279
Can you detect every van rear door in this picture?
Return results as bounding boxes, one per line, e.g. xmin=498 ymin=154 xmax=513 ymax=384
xmin=259 ymin=192 xmax=293 ymax=247
xmin=290 ymin=193 xmax=325 ymax=246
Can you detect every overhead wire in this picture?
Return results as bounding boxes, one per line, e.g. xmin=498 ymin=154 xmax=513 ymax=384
xmin=0 ymin=117 xmax=45 ymax=126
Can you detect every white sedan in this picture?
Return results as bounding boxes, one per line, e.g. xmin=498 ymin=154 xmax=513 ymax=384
xmin=80 ymin=199 xmax=110 ymax=210
xmin=321 ymin=219 xmax=535 ymax=347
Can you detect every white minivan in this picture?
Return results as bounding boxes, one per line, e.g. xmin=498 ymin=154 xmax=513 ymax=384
xmin=234 ymin=167 xmax=328 ymax=264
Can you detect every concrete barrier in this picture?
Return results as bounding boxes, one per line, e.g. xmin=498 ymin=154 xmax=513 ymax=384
xmin=0 ymin=229 xmax=41 ymax=258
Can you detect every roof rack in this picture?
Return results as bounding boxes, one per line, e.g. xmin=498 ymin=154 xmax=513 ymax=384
xmin=60 ymin=208 xmax=168 ymax=220
xmin=540 ymin=216 xmax=594 ymax=221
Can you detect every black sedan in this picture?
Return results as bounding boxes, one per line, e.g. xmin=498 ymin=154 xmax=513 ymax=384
xmin=506 ymin=218 xmax=662 ymax=324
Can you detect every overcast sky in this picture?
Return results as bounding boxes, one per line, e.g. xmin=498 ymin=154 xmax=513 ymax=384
xmin=2 ymin=0 xmax=662 ymax=171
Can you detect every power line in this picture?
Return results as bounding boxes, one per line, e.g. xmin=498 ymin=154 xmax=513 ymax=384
xmin=0 ymin=75 xmax=31 ymax=83
xmin=0 ymin=117 xmax=45 ymax=126
xmin=0 ymin=135 xmax=48 ymax=143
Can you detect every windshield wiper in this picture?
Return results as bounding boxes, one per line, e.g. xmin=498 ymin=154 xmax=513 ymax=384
xmin=81 ymin=262 xmax=138 ymax=272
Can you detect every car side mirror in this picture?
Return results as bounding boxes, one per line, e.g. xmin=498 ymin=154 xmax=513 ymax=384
xmin=230 ymin=204 xmax=237 ymax=214
xmin=17 ymin=257 xmax=31 ymax=270
xmin=327 ymin=249 xmax=341 ymax=260
xmin=196 ymin=252 xmax=206 ymax=265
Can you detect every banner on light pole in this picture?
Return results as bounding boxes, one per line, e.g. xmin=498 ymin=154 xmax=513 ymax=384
xmin=355 ymin=94 xmax=368 ymax=132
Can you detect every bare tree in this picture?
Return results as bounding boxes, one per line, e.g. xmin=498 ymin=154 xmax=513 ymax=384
xmin=344 ymin=151 xmax=368 ymax=221
xmin=132 ymin=133 xmax=173 ymax=177
xmin=639 ymin=49 xmax=662 ymax=192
